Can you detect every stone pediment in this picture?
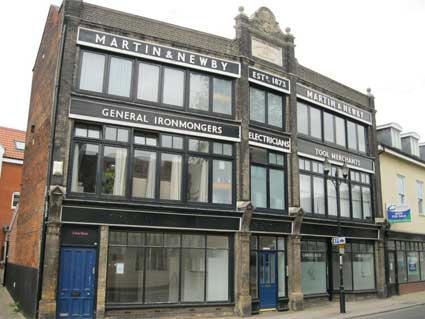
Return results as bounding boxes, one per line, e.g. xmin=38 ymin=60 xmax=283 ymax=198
xmin=250 ymin=7 xmax=284 ymax=36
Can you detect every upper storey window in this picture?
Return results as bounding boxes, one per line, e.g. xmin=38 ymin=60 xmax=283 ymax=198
xmin=78 ymin=50 xmax=233 ymax=117
xmin=250 ymin=87 xmax=284 ymax=129
xmin=297 ymin=101 xmax=368 ymax=154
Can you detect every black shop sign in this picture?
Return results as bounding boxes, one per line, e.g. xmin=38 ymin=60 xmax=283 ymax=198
xmin=248 ymin=67 xmax=290 ymax=93
xmin=249 ymin=128 xmax=291 ymax=153
xmin=77 ymin=27 xmax=241 ymax=78
xmin=69 ymin=98 xmax=241 ymax=142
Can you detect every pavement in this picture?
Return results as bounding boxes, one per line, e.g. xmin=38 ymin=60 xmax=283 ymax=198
xmin=248 ymin=291 xmax=425 ymax=319
xmin=0 ymin=284 xmax=424 ymax=319
xmin=0 ymin=285 xmax=24 ymax=319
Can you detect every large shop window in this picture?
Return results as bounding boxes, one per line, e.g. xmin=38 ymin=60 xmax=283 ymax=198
xmin=106 ymin=231 xmax=230 ymax=305
xmin=388 ymin=240 xmax=425 ymax=283
xmin=301 ymin=240 xmax=327 ymax=295
xmin=250 ymin=147 xmax=286 ymax=211
xmin=299 ymin=158 xmax=373 ymax=220
xmin=249 ymin=86 xmax=284 ymax=128
xmin=78 ymin=50 xmax=233 ymax=117
xmin=250 ymin=236 xmax=286 ymax=299
xmin=70 ymin=123 xmax=234 ymax=206
xmin=332 ymin=242 xmax=375 ymax=291
xmin=297 ymin=101 xmax=368 ymax=153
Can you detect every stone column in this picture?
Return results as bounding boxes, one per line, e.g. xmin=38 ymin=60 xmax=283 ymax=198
xmin=375 ymin=221 xmax=390 ymax=298
xmin=234 ymin=202 xmax=253 ymax=317
xmin=38 ymin=186 xmax=65 ymax=319
xmin=288 ymin=207 xmax=304 ymax=311
xmin=96 ymin=225 xmax=109 ymax=318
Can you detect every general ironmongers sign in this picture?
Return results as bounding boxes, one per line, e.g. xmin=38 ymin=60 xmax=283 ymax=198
xmin=248 ymin=67 xmax=290 ymax=94
xmin=69 ymin=98 xmax=241 ymax=142
xmin=296 ymin=84 xmax=373 ymax=125
xmin=249 ymin=128 xmax=291 ymax=153
xmin=297 ymin=139 xmax=374 ymax=173
xmin=77 ymin=27 xmax=241 ymax=78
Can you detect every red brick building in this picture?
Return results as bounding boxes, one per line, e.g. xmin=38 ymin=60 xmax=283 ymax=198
xmin=0 ymin=127 xmax=25 ymax=264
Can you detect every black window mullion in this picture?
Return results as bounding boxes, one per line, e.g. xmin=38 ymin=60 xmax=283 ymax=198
xmin=310 ymin=175 xmax=315 ymax=214
xmin=155 ymin=151 xmax=162 ymax=201
xmin=103 ymin=55 xmax=112 ymax=94
xmin=183 ymin=70 xmax=190 ymax=111
xmin=142 ymin=246 xmax=147 ymax=304
xmin=208 ymin=158 xmax=213 ymax=204
xmin=209 ymin=76 xmax=213 ymax=113
xmin=264 ymin=91 xmax=269 ymax=126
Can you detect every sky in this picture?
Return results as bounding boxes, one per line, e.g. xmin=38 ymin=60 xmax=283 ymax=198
xmin=0 ymin=0 xmax=424 ymax=138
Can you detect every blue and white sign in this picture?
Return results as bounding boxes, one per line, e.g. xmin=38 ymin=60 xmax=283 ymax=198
xmin=387 ymin=204 xmax=411 ymax=223
xmin=332 ymin=237 xmax=346 ymax=246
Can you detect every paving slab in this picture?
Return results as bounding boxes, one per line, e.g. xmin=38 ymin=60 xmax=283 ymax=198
xmin=0 ymin=286 xmax=24 ymax=319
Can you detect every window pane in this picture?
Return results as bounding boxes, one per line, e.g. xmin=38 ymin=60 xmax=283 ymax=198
xmin=250 ymin=147 xmax=267 ymax=164
xmin=181 ymin=249 xmax=205 ymax=302
xmin=324 ymin=112 xmax=335 ymax=143
xmin=358 ymin=125 xmax=366 ymax=153
xmin=335 ymin=117 xmax=346 ymax=147
xmin=332 ymin=253 xmax=353 ymax=290
xmin=117 ymin=129 xmax=129 ymax=142
xmin=259 ymin=236 xmax=276 ymax=250
xmin=105 ymin=127 xmax=117 ymax=141
xmin=164 ymin=234 xmax=181 ymax=247
xmin=397 ymin=251 xmax=407 ymax=283
xmin=213 ymin=78 xmax=232 ymax=114
xmin=268 ymin=93 xmax=283 ymax=127
xmin=300 ymin=174 xmax=312 ymax=213
xmin=128 ymin=233 xmax=144 ymax=246
xmin=420 ymin=252 xmax=425 ymax=280
xmin=106 ymin=246 xmax=144 ymax=303
xmin=102 ymin=146 xmax=127 ymax=196
xmin=251 ymin=166 xmax=267 ymax=208
xmin=353 ymin=253 xmax=375 ymax=290
xmin=182 ymin=234 xmax=205 ymax=248
xmin=313 ymin=177 xmax=325 ymax=214
xmin=71 ymin=144 xmax=98 ymax=193
xmin=187 ymin=157 xmax=209 ymax=202
xmin=301 ymin=251 xmax=327 ymax=294
xmin=207 ymin=235 xmax=228 ymax=249
xmin=347 ymin=121 xmax=357 ymax=151
xmin=310 ymin=107 xmax=322 ymax=139
xmin=278 ymin=252 xmax=286 ymax=297
xmin=189 ymin=73 xmax=209 ymax=111
xmin=138 ymin=63 xmax=159 ymax=102
xmin=79 ymin=51 xmax=105 ymax=92
xmin=132 ymin=150 xmax=156 ymax=199
xmin=327 ymin=180 xmax=337 ymax=216
xmin=362 ymin=187 xmax=372 ymax=219
xmin=108 ymin=57 xmax=132 ymax=97
xmin=250 ymin=88 xmax=265 ymax=123
xmin=163 ymin=68 xmax=184 ymax=107
xmin=270 ymin=169 xmax=285 ymax=210
xmin=145 ymin=248 xmax=180 ymax=303
xmin=212 ymin=160 xmax=232 ymax=204
xmin=340 ymin=183 xmax=350 ymax=218
xmin=207 ymin=249 xmax=229 ymax=301
xmin=109 ymin=231 xmax=127 ymax=245
xmin=407 ymin=251 xmax=420 ymax=282
xmin=352 ymin=185 xmax=362 ymax=219
xmin=160 ymin=153 xmax=182 ymax=200
xmin=297 ymin=102 xmax=308 ymax=135
xmin=189 ymin=139 xmax=209 ymax=153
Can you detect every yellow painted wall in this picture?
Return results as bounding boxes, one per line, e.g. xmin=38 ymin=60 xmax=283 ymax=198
xmin=380 ymin=151 xmax=425 ymax=234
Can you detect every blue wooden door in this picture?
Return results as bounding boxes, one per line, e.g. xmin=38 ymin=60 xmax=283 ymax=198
xmin=259 ymin=251 xmax=277 ymax=309
xmin=57 ymin=247 xmax=97 ymax=318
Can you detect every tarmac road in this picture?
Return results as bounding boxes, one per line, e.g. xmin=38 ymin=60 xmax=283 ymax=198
xmin=357 ymin=304 xmax=425 ymax=319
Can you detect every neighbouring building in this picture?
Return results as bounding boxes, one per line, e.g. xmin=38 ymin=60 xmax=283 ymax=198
xmin=0 ymin=127 xmax=25 ymax=273
xmin=6 ymin=1 xmax=385 ymax=318
xmin=377 ymin=123 xmax=425 ymax=296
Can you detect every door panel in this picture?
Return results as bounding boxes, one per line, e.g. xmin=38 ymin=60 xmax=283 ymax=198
xmin=57 ymin=247 xmax=97 ymax=318
xmin=388 ymin=251 xmax=399 ymax=296
xmin=259 ymin=251 xmax=277 ymax=309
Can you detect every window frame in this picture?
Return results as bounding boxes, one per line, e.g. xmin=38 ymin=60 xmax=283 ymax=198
xmin=299 ymin=157 xmax=374 ymax=221
xmin=297 ymin=100 xmax=369 ymax=155
xmin=76 ymin=49 xmax=235 ymax=119
xmin=249 ymin=85 xmax=286 ymax=130
xmin=249 ymin=147 xmax=287 ymax=213
xmin=106 ymin=229 xmax=233 ymax=307
xmin=397 ymin=175 xmax=406 ymax=204
xmin=68 ymin=122 xmax=235 ymax=208
xmin=417 ymin=180 xmax=424 ymax=215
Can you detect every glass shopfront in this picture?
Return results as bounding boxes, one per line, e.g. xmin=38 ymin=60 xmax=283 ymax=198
xmin=106 ymin=230 xmax=231 ymax=306
xmin=301 ymin=239 xmax=328 ymax=295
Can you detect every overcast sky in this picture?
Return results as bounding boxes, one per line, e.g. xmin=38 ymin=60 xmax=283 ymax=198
xmin=1 ymin=0 xmax=424 ymax=138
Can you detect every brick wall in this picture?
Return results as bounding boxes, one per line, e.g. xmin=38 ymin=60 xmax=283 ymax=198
xmin=0 ymin=162 xmax=22 ymax=259
xmin=8 ymin=5 xmax=61 ymax=269
xmin=399 ymin=282 xmax=425 ymax=294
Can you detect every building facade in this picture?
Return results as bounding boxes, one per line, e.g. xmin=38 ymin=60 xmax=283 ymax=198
xmin=0 ymin=127 xmax=25 ymax=272
xmin=377 ymin=123 xmax=425 ymax=296
xmin=6 ymin=1 xmax=385 ymax=318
